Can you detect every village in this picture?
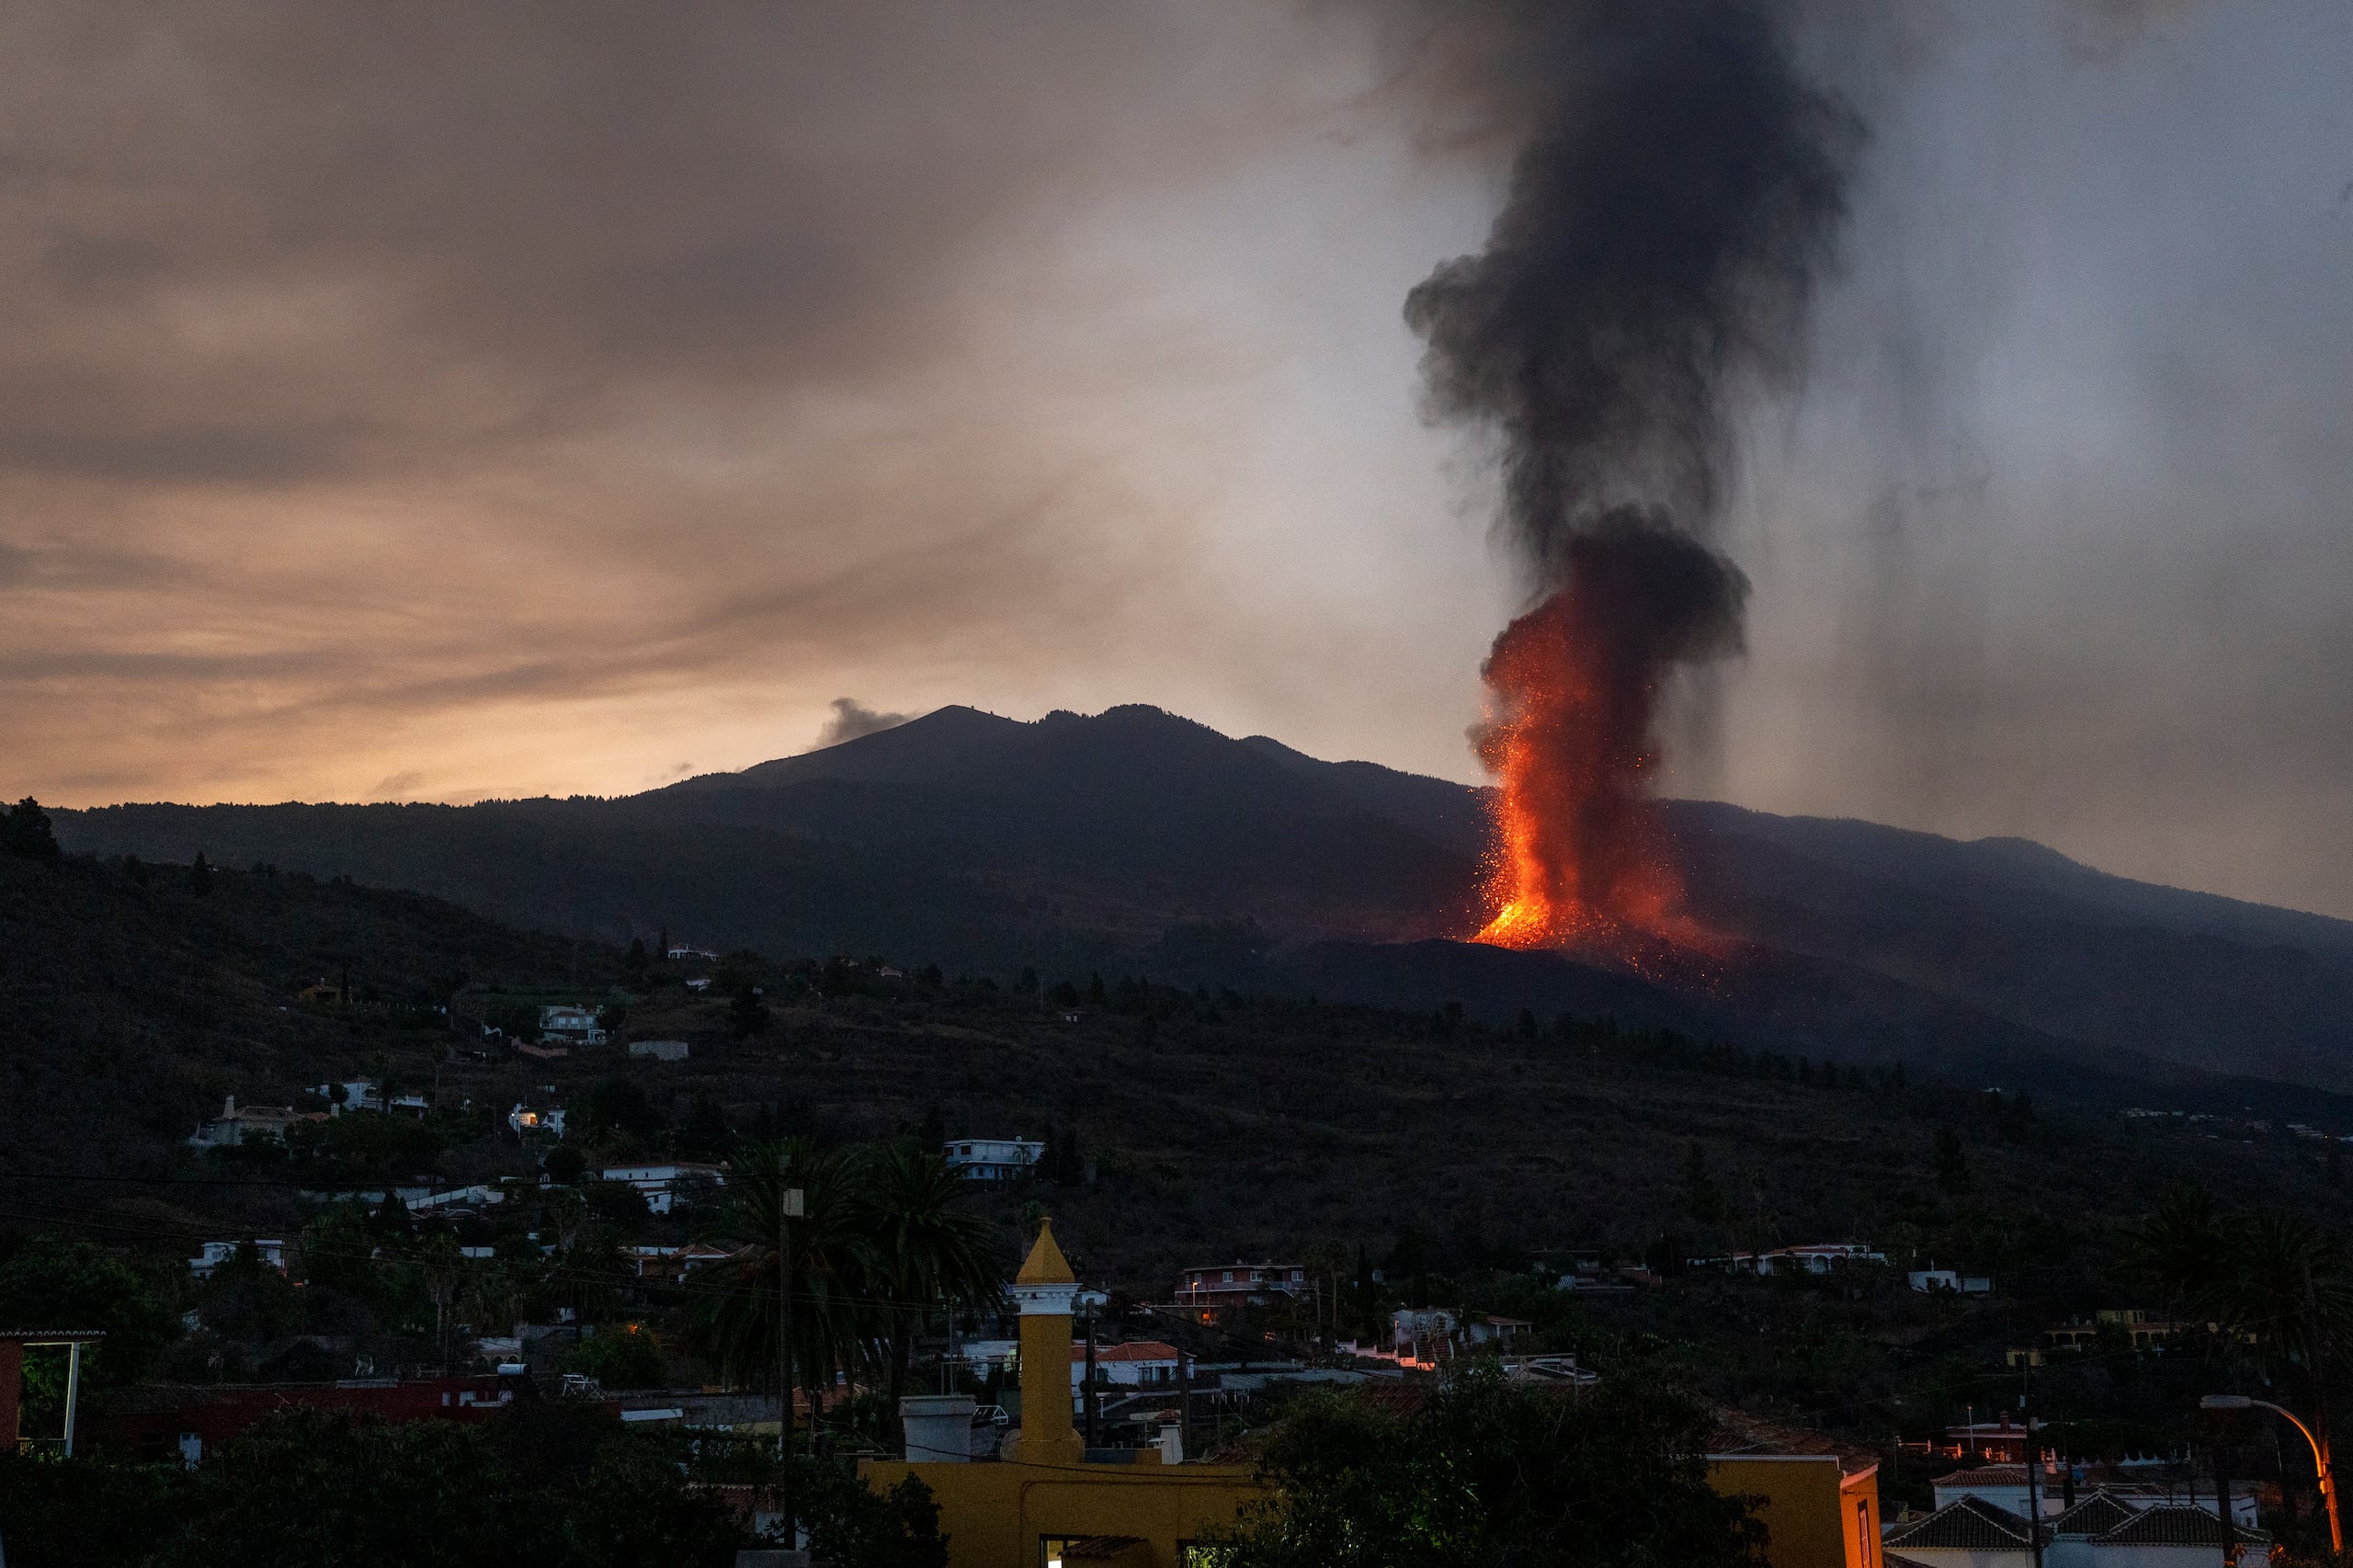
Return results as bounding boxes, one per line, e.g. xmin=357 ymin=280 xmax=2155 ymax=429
xmin=0 ymin=968 xmax=2316 ymax=1568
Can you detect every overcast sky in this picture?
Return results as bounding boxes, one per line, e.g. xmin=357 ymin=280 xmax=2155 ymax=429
xmin=4 ymin=1 xmax=2349 ymax=917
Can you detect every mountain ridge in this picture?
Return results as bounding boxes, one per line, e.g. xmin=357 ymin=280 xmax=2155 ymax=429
xmin=49 ymin=702 xmax=2353 ymax=1096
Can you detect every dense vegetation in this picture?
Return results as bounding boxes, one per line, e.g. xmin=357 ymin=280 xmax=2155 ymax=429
xmin=1208 ymin=1372 xmax=1766 ymax=1568
xmin=0 ymin=1400 xmax=953 ymax=1568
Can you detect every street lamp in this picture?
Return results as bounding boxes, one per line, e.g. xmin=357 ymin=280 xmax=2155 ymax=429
xmin=2202 ymin=1393 xmax=2341 ymax=1555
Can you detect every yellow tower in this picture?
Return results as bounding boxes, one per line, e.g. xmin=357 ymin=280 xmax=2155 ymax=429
xmin=1009 ymin=1217 xmax=1084 ymax=1464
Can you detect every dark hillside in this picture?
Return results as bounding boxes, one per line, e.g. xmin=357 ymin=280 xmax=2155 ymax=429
xmin=48 ymin=702 xmax=2353 ymax=1093
xmin=0 ymin=851 xmax=606 ymax=1193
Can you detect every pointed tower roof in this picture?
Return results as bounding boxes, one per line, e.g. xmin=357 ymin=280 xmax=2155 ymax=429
xmin=1016 ymin=1218 xmax=1075 ymax=1286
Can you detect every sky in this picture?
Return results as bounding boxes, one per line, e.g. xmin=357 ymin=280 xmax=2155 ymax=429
xmin=3 ymin=1 xmax=2350 ymax=917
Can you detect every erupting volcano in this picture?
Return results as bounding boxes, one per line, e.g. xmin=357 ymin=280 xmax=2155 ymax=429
xmin=1404 ymin=0 xmax=1860 ymax=958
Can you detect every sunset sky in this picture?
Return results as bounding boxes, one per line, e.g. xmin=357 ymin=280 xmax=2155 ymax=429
xmin=6 ymin=2 xmax=2352 ymax=916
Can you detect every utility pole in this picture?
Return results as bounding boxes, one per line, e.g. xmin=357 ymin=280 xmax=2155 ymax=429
xmin=778 ymin=1184 xmax=803 ymax=1551
xmin=2214 ymin=1449 xmax=2233 ymax=1568
xmin=2024 ymin=1407 xmax=2043 ymax=1568
xmin=1179 ymin=1350 xmax=1193 ymax=1460
xmin=1084 ymin=1309 xmax=1098 ymax=1450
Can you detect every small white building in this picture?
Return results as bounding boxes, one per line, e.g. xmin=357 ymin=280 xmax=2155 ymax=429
xmin=188 ymin=1239 xmax=286 ymax=1278
xmin=1070 ymin=1340 xmax=1182 ymax=1388
xmin=508 ymin=1104 xmax=566 ymax=1138
xmin=1392 ymin=1307 xmax=1459 ymax=1358
xmin=1700 ymin=1243 xmax=1889 ymax=1276
xmin=600 ymin=1162 xmax=727 ymax=1215
xmin=627 ymin=1039 xmax=690 ymax=1062
xmin=188 ymin=1096 xmax=319 ymax=1149
xmin=313 ymin=1078 xmax=430 ymax=1115
xmin=1464 ymin=1314 xmax=1531 ymax=1347
xmin=944 ymin=1138 xmax=1043 ymax=1182
xmin=318 ymin=1078 xmax=383 ymax=1113
xmin=540 ymin=1005 xmax=608 ymax=1045
xmin=1910 ymin=1268 xmax=1993 ymax=1294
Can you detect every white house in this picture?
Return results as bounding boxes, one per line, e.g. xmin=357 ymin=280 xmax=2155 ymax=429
xmin=407 ymin=1184 xmax=504 ymax=1214
xmin=1910 ymin=1268 xmax=1993 ymax=1294
xmin=188 ymin=1239 xmax=286 ymax=1278
xmin=540 ymin=1005 xmax=608 ymax=1045
xmin=188 ymin=1096 xmax=320 ymax=1149
xmin=1070 ymin=1340 xmax=1182 ymax=1388
xmin=508 ymin=1104 xmax=566 ymax=1138
xmin=600 ymin=1162 xmax=727 ymax=1215
xmin=318 ymin=1078 xmax=383 ymax=1113
xmin=1391 ymin=1307 xmax=1459 ymax=1358
xmin=1701 ymin=1243 xmax=1889 ymax=1276
xmin=944 ymin=1139 xmax=1043 ymax=1182
xmin=1881 ymin=1494 xmax=2040 ymax=1568
xmin=313 ymin=1078 xmax=430 ymax=1116
xmin=627 ymin=1040 xmax=690 ymax=1062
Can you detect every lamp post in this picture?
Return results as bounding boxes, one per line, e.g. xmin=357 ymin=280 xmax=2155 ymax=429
xmin=778 ymin=1185 xmax=803 ymax=1551
xmin=2201 ymin=1393 xmax=2340 ymax=1555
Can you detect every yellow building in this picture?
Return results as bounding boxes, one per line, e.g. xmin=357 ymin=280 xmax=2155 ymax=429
xmin=860 ymin=1220 xmax=1262 ymax=1568
xmin=1709 ymin=1411 xmax=1885 ymax=1568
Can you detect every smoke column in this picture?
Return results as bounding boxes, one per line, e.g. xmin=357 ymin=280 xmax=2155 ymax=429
xmin=1405 ymin=0 xmax=1860 ymax=951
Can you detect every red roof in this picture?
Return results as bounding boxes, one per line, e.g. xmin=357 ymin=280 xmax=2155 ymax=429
xmin=1072 ymin=1341 xmax=1179 ymax=1363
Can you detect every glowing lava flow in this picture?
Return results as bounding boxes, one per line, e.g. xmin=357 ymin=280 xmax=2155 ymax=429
xmin=1471 ymin=581 xmax=1685 ymax=955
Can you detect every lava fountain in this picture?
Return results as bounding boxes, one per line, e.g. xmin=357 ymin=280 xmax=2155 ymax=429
xmin=1471 ymin=516 xmax=1745 ymax=952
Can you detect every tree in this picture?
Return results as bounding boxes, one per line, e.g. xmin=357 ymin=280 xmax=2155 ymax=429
xmin=696 ymin=1140 xmax=875 ymax=1425
xmin=804 ymin=1471 xmax=950 ymax=1568
xmin=188 ymin=850 xmax=214 ymax=895
xmin=624 ymin=936 xmax=650 ymax=983
xmin=1206 ymin=1368 xmax=1766 ymax=1568
xmin=850 ymin=1140 xmax=1006 ymax=1423
xmin=1679 ymin=1142 xmax=1725 ymax=1226
xmin=153 ymin=1403 xmax=744 ymax=1568
xmin=1933 ymin=1128 xmax=1972 ymax=1194
xmin=583 ymin=1075 xmax=662 ymax=1142
xmin=0 ymin=1234 xmax=176 ymax=1382
xmin=730 ymin=985 xmax=771 ymax=1039
xmin=562 ymin=1323 xmax=668 ymax=1390
xmin=3 ymin=797 xmax=62 ymax=862
xmin=2131 ymin=1188 xmax=2353 ymax=1525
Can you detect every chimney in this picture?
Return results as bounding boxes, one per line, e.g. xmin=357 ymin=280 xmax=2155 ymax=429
xmin=898 ymin=1394 xmax=975 ymax=1463
xmin=1157 ymin=1419 xmax=1184 ymax=1466
xmin=223 ymin=1094 xmax=235 ymax=1116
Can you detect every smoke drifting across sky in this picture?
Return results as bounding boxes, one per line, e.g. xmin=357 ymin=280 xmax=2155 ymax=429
xmin=1 ymin=2 xmax=2349 ymax=917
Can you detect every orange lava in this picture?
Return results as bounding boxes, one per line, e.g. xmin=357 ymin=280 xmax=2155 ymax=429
xmin=1471 ymin=583 xmax=1688 ymax=958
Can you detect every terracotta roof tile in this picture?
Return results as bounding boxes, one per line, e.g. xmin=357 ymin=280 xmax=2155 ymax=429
xmin=2048 ymin=1491 xmax=2138 ymax=1536
xmin=1881 ymin=1496 xmax=2039 ymax=1551
xmin=2091 ymin=1505 xmax=2268 ymax=1548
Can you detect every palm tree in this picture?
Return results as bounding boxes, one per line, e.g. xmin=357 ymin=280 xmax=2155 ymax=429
xmin=696 ymin=1140 xmax=875 ymax=1433
xmin=2132 ymin=1188 xmax=2353 ymax=1522
xmin=851 ymin=1140 xmax=1006 ymax=1416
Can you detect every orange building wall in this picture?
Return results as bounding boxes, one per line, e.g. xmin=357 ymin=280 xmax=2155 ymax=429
xmin=1709 ymin=1454 xmax=1882 ymax=1568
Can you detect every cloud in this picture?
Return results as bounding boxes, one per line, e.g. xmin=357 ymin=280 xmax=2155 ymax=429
xmin=808 ymin=699 xmax=912 ymax=752
xmin=1 ymin=1 xmax=2349 ymax=924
